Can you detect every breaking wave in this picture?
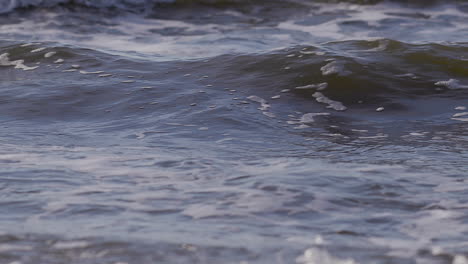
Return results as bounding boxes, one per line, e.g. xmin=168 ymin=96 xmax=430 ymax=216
xmin=1 ymin=0 xmax=466 ymax=14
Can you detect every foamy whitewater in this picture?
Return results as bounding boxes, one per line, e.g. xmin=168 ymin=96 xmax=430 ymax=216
xmin=0 ymin=0 xmax=467 ymax=263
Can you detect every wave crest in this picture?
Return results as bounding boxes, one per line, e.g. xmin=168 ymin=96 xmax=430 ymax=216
xmin=2 ymin=0 xmax=462 ymax=14
xmin=0 ymin=0 xmax=176 ymax=14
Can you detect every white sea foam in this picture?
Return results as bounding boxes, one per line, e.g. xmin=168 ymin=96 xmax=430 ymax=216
xmin=312 ymin=92 xmax=347 ymax=111
xmin=351 ymin=129 xmax=368 ymax=133
xmin=295 ymin=83 xmax=328 ymax=91
xmin=359 ymin=134 xmax=388 ymax=139
xmin=30 ymin=47 xmax=46 ymax=53
xmin=300 ymin=113 xmax=330 ymax=123
xmin=99 ymin=73 xmax=113 ymax=77
xmin=262 ymin=111 xmax=276 ymax=118
xmin=453 ymin=255 xmax=468 ymax=264
xmin=435 ymin=79 xmax=468 ymax=90
xmin=320 ymin=61 xmax=350 ymax=76
xmin=247 ymin=95 xmax=270 ymax=111
xmin=452 ymin=117 xmax=468 ymax=122
xmin=453 ymin=112 xmax=468 ymax=118
xmin=0 ymin=53 xmax=38 ymax=71
xmin=80 ymin=70 xmax=105 ymax=75
xmin=0 ymin=244 xmax=33 ymax=252
xmin=44 ymin=51 xmax=56 ymax=58
xmin=287 ymin=235 xmax=324 ymax=245
xmin=53 ymin=240 xmax=90 ymax=250
xmin=296 ymin=248 xmax=357 ymax=264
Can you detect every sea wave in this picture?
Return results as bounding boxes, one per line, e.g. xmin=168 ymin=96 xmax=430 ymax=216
xmin=1 ymin=39 xmax=467 ymax=138
xmin=1 ymin=0 xmax=466 ymax=14
xmin=2 ymin=0 xmax=468 ymax=262
xmin=0 ymin=0 xmax=174 ymax=14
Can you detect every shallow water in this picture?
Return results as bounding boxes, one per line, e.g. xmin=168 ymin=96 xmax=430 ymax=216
xmin=1 ymin=1 xmax=468 ymax=263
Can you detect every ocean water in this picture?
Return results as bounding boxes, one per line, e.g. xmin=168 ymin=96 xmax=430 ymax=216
xmin=0 ymin=0 xmax=468 ymax=263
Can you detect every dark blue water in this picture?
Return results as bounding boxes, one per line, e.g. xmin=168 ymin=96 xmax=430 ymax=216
xmin=1 ymin=1 xmax=468 ymax=263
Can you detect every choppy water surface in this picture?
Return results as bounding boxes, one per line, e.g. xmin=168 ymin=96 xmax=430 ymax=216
xmin=1 ymin=0 xmax=468 ymax=263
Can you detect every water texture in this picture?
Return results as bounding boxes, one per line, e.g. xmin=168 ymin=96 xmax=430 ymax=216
xmin=0 ymin=1 xmax=468 ymax=263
